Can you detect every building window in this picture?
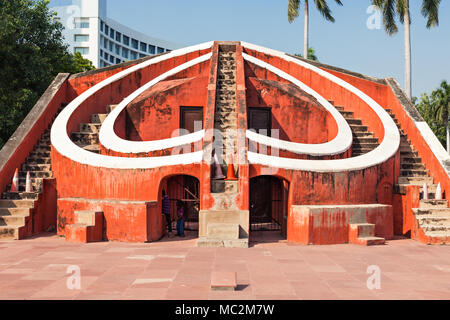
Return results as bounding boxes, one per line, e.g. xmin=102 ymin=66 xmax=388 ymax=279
xmin=131 ymin=39 xmax=138 ymax=49
xmin=109 ymin=55 xmax=115 ymax=63
xmin=148 ymin=45 xmax=156 ymax=54
xmin=123 ymin=35 xmax=130 ymax=46
xmin=103 ymin=37 xmax=108 ymax=49
xmin=109 ymin=41 xmax=113 ymax=52
xmin=104 ymin=52 xmax=109 ymax=60
xmin=115 ymin=44 xmax=121 ymax=55
xmin=116 ymin=58 xmax=121 ymax=64
xmin=104 ymin=24 xmax=109 ymax=35
xmin=100 ymin=21 xmax=104 ymax=32
xmin=100 ymin=49 xmax=103 ymax=58
xmin=74 ymin=34 xmax=89 ymax=42
xmin=74 ymin=47 xmax=89 ymax=55
xmin=110 ymin=28 xmax=115 ymax=39
xmin=140 ymin=42 xmax=147 ymax=52
xmin=74 ymin=17 xmax=89 ymax=29
xmin=157 ymin=47 xmax=165 ymax=54
xmin=166 ymin=49 xmax=172 ymax=52
xmin=122 ymin=48 xmax=129 ymax=59
xmin=139 ymin=53 xmax=146 ymax=58
xmin=130 ymin=51 xmax=137 ymax=60
xmin=116 ymin=32 xmax=121 ymax=42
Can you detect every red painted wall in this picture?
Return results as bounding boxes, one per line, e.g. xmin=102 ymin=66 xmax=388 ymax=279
xmin=126 ymin=75 xmax=209 ymax=142
xmin=245 ymin=77 xmax=336 ymax=144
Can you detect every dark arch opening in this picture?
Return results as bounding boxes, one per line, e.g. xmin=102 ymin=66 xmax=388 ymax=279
xmin=249 ymin=175 xmax=289 ymax=239
xmin=161 ymin=175 xmax=200 ymax=235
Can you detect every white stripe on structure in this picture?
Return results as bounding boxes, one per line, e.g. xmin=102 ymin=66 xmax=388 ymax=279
xmin=51 ymin=42 xmax=213 ymax=169
xmin=241 ymin=41 xmax=400 ymax=172
xmin=100 ymin=54 xmax=210 ymax=153
xmin=243 ymin=54 xmax=352 ymax=156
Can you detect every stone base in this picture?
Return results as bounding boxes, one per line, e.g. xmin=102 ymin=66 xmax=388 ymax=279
xmin=197 ymin=237 xmax=248 ymax=248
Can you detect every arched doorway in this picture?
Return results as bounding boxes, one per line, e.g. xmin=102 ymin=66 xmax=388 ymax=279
xmin=163 ymin=175 xmax=200 ymax=234
xmin=249 ymin=176 xmax=289 ymax=240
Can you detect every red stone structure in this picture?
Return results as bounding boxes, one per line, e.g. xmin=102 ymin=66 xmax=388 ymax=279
xmin=0 ymin=41 xmax=448 ymax=245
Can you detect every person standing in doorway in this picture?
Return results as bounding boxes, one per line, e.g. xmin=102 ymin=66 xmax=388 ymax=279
xmin=176 ymin=200 xmax=185 ymax=237
xmin=162 ymin=190 xmax=172 ymax=235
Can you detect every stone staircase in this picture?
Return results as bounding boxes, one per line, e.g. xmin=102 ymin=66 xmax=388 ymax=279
xmin=385 ymin=109 xmax=449 ymax=244
xmin=333 ymin=104 xmax=379 ymax=157
xmin=214 ymin=47 xmax=237 ymax=168
xmin=71 ymin=104 xmax=117 ymax=154
xmin=65 ymin=210 xmax=103 ymax=243
xmin=386 ymin=108 xmax=438 ymax=196
xmin=413 ymin=200 xmax=450 ymax=244
xmin=1 ymin=104 xmax=66 ymax=240
xmin=198 ymin=45 xmax=248 ymax=248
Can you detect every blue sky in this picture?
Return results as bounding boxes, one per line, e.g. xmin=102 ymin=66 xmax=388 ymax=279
xmin=107 ymin=0 xmax=449 ymax=98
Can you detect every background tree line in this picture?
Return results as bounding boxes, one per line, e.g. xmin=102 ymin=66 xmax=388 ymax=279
xmin=0 ymin=0 xmax=94 ymax=148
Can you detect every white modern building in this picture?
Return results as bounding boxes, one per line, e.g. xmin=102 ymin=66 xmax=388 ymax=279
xmin=49 ymin=0 xmax=181 ymax=68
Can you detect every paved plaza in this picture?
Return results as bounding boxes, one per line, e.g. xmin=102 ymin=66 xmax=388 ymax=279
xmin=0 ymin=232 xmax=449 ymax=300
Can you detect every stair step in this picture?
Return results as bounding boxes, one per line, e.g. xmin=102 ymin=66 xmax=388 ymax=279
xmin=414 ymin=208 xmax=450 ymax=215
xmin=420 ymin=224 xmax=450 ymax=232
xmin=22 ymin=164 xmax=51 ymax=172
xmin=423 ymin=231 xmax=450 ymax=239
xmin=0 ymin=200 xmax=35 ymax=208
xmin=71 ymin=132 xmax=99 ymax=145
xmin=401 ymin=156 xmax=422 ymax=163
xmin=18 ymin=171 xmax=52 ymax=179
xmin=400 ymin=169 xmax=429 ymax=177
xmin=82 ymin=144 xmax=100 ymax=153
xmin=26 ymin=157 xmax=51 ymax=164
xmin=0 ymin=214 xmax=28 ymax=226
xmin=91 ymin=114 xmax=108 ymax=124
xmin=398 ymin=176 xmax=434 ymax=184
xmin=350 ymin=125 xmax=368 ymax=132
xmin=420 ymin=199 xmax=448 ymax=209
xmin=1 ymin=192 xmax=38 ymax=200
xmin=340 ymin=111 xmax=354 ymax=117
xmin=0 ymin=226 xmax=21 ymax=240
xmin=80 ymin=123 xmax=101 ymax=134
xmin=401 ymin=163 xmax=425 ymax=170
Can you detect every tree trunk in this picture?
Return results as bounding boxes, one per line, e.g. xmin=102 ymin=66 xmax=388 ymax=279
xmin=446 ymin=120 xmax=449 ymax=154
xmin=304 ymin=0 xmax=309 ymax=59
xmin=404 ymin=0 xmax=412 ymax=99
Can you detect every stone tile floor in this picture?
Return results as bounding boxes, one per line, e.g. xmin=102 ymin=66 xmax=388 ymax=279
xmin=0 ymin=231 xmax=449 ymax=300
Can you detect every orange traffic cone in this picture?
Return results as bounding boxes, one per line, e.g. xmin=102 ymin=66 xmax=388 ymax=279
xmin=25 ymin=171 xmax=32 ymax=193
xmin=10 ymin=168 xmax=19 ymax=192
xmin=226 ymin=155 xmax=238 ymax=181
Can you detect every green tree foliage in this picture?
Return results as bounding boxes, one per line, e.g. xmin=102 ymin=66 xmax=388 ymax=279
xmin=415 ymin=80 xmax=450 ymax=148
xmin=295 ymin=47 xmax=319 ymax=61
xmin=0 ymin=0 xmax=95 ymax=148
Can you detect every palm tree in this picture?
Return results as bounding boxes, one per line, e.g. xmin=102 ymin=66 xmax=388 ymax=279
xmin=372 ymin=0 xmax=441 ymax=99
xmin=288 ymin=0 xmax=343 ymax=60
xmin=432 ymin=81 xmax=450 ymax=151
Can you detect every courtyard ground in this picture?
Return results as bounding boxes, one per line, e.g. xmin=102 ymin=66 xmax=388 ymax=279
xmin=0 ymin=231 xmax=449 ymax=300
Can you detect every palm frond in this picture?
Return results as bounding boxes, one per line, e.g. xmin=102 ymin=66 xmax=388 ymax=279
xmin=422 ymin=0 xmax=441 ymax=28
xmin=288 ymin=0 xmax=301 ymax=23
xmin=314 ymin=0 xmax=335 ymax=22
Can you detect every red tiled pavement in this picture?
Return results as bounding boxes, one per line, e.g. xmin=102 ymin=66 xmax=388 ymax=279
xmin=0 ymin=232 xmax=449 ymax=300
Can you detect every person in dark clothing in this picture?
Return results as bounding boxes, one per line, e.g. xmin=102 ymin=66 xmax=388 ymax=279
xmin=162 ymin=190 xmax=172 ymax=234
xmin=176 ymin=200 xmax=185 ymax=237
